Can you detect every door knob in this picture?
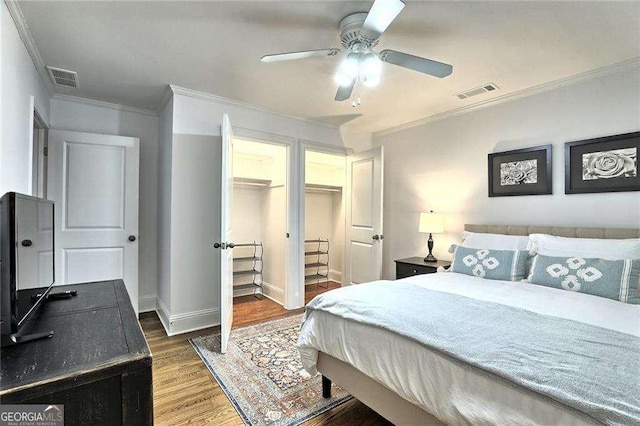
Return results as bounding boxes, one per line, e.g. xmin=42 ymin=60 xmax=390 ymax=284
xmin=372 ymin=235 xmax=380 ymax=240
xmin=128 ymin=235 xmax=136 ymax=242
xmin=227 ymin=243 xmax=235 ymax=249
xmin=21 ymin=239 xmax=33 ymax=247
xmin=214 ymin=243 xmax=221 ymax=249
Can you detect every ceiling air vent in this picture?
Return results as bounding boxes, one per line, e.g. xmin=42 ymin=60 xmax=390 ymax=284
xmin=455 ymin=83 xmax=499 ymax=100
xmin=46 ymin=66 xmax=78 ymax=88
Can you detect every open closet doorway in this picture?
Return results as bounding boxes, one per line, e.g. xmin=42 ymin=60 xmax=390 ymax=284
xmin=231 ymin=138 xmax=291 ymax=327
xmin=303 ymin=150 xmax=346 ymax=300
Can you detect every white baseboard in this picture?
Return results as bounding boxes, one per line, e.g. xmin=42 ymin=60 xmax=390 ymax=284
xmin=262 ymin=281 xmax=284 ymax=305
xmin=139 ymin=294 xmax=157 ymax=313
xmin=168 ymin=307 xmax=220 ymax=336
xmin=154 ymin=296 xmax=220 ymax=336
xmin=156 ymin=296 xmax=172 ymax=336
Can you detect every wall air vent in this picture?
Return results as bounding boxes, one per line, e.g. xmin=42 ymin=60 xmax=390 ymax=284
xmin=455 ymin=83 xmax=499 ymax=100
xmin=46 ymin=66 xmax=78 ymax=88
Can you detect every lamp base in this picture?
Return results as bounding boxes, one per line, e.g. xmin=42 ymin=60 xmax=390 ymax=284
xmin=424 ymin=254 xmax=437 ymax=263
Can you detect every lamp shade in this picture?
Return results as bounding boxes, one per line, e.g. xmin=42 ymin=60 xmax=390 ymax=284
xmin=419 ymin=212 xmax=444 ymax=234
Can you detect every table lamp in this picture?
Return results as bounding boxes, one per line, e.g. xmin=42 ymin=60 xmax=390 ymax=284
xmin=419 ymin=211 xmax=444 ymax=262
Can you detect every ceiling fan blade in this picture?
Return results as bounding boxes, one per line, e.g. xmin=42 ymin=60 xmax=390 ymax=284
xmin=335 ymin=79 xmax=356 ymax=102
xmin=261 ymin=48 xmax=340 ymax=63
xmin=360 ymin=0 xmax=405 ymax=41
xmin=379 ymin=50 xmax=453 ymax=78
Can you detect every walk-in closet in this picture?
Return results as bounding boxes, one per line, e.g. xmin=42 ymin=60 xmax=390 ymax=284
xmin=304 ymin=151 xmax=346 ymax=290
xmin=231 ymin=139 xmax=287 ymax=306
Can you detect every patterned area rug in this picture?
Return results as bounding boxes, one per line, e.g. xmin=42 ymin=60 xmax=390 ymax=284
xmin=190 ymin=314 xmax=352 ymax=425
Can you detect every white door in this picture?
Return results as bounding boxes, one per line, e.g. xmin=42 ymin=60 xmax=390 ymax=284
xmin=344 ymin=147 xmax=384 ymax=285
xmin=16 ymin=196 xmax=54 ymax=289
xmin=219 ymin=114 xmax=234 ymax=353
xmin=47 ymin=130 xmax=140 ymax=313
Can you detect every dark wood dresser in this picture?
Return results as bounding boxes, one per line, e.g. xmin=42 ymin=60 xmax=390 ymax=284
xmin=394 ymin=257 xmax=451 ymax=279
xmin=0 ymin=280 xmax=153 ymax=425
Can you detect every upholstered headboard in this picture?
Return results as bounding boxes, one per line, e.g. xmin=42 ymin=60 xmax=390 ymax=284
xmin=464 ymin=224 xmax=640 ymax=239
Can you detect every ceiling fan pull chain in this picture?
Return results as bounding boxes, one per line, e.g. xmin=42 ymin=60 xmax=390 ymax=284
xmin=352 ymin=84 xmax=362 ymax=108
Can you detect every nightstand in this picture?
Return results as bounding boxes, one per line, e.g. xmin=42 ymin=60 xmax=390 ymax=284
xmin=394 ymin=257 xmax=451 ymax=280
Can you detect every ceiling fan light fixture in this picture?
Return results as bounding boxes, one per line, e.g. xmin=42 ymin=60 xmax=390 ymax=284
xmin=335 ymin=53 xmax=360 ymax=87
xmin=334 ymin=71 xmax=355 ymax=87
xmin=343 ymin=53 xmax=361 ymax=78
xmin=361 ymin=53 xmax=382 ymax=87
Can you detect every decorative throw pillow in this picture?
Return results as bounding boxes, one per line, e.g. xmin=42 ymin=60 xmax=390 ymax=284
xmin=450 ymin=245 xmax=529 ymax=281
xmin=528 ymin=254 xmax=640 ymax=304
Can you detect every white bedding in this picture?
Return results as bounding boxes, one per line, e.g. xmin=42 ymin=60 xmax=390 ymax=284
xmin=297 ymin=272 xmax=640 ymax=425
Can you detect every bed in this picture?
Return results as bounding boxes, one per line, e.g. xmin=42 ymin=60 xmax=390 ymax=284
xmin=297 ymin=225 xmax=640 ymax=425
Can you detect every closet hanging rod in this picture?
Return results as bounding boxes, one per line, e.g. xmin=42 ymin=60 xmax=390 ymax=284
xmin=234 ymin=181 xmax=268 ymax=187
xmin=305 ymin=184 xmax=342 ymax=193
xmin=234 ymin=177 xmax=271 ymax=187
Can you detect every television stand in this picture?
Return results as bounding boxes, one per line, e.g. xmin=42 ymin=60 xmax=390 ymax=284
xmin=1 ymin=280 xmax=153 ymax=425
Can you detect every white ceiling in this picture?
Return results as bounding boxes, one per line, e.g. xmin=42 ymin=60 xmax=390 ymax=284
xmin=16 ymin=1 xmax=640 ymax=133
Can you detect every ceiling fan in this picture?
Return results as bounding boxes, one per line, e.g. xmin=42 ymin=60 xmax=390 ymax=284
xmin=260 ymin=0 xmax=453 ymax=104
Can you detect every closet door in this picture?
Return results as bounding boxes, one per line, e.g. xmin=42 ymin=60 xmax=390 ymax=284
xmin=47 ymin=130 xmax=139 ymax=312
xmin=345 ymin=147 xmax=384 ymax=285
xmin=218 ymin=114 xmax=235 ymax=353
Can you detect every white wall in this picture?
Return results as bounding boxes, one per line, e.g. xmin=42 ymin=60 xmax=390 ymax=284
xmin=49 ymin=96 xmax=159 ymax=309
xmin=262 ymin=185 xmax=286 ymax=303
xmin=331 ymin=191 xmax=344 ymax=279
xmin=157 ymin=96 xmax=173 ymax=317
xmin=1 ymin=2 xmax=51 ymax=195
xmin=374 ymin=67 xmax=640 ymax=280
xmin=305 ymin=192 xmax=334 ymax=241
xmin=234 ymin=155 xmax=271 ymax=181
xmin=232 ymin=186 xmax=263 ymax=245
xmin=169 ymin=132 xmax=220 ymax=320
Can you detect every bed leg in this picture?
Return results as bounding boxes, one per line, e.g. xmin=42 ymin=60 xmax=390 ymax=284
xmin=322 ymin=375 xmax=332 ymax=398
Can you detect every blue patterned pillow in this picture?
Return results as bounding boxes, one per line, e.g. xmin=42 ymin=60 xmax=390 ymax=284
xmin=450 ymin=246 xmax=529 ymax=281
xmin=528 ymin=254 xmax=640 ymax=304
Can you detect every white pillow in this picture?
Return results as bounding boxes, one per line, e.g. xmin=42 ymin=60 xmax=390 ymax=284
xmin=462 ymin=231 xmax=531 ymax=251
xmin=529 ymin=233 xmax=640 ymax=260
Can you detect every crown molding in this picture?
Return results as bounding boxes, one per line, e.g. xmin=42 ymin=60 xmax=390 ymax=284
xmin=5 ymin=0 xmax=54 ymax=96
xmin=52 ymin=94 xmax=158 ymax=117
xmin=169 ymin=85 xmax=340 ymax=130
xmin=374 ymin=57 xmax=640 ymax=138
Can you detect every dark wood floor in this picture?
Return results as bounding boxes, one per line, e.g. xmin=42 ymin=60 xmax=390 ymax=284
xmin=139 ymin=283 xmax=390 ymax=425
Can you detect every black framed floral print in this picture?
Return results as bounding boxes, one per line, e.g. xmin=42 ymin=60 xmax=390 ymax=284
xmin=488 ymin=145 xmax=552 ymax=197
xmin=565 ymin=131 xmax=639 ymax=194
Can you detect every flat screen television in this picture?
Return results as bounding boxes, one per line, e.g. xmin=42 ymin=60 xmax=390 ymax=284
xmin=1 ymin=192 xmax=55 ymax=344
